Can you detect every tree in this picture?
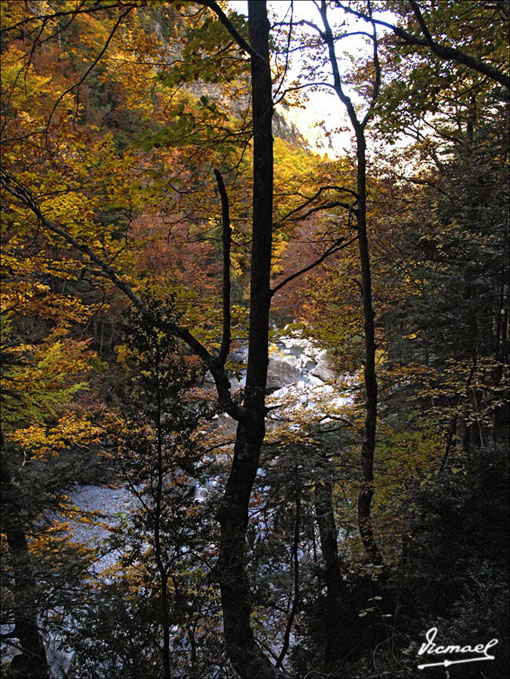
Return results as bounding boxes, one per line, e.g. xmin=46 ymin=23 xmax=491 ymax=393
xmin=201 ymin=3 xmax=284 ymax=675
xmin=313 ymin=0 xmax=383 ymax=567
xmin=1 ymin=324 xmax=102 ymax=678
xmin=1 ymin=1 xmax=508 ymax=676
xmin=63 ymin=300 xmax=229 ymax=679
xmin=1 ymin=2 xmax=283 ymax=675
xmin=337 ymin=0 xmax=510 ymax=90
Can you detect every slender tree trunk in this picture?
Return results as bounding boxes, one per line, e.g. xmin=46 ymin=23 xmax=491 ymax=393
xmin=314 ymin=480 xmax=351 ymax=670
xmin=154 ymin=367 xmax=171 ymax=679
xmin=355 ymin=133 xmax=383 ymax=567
xmin=277 ymin=483 xmax=301 ymax=669
xmin=318 ymin=0 xmax=383 ymax=567
xmin=216 ymin=3 xmax=283 ymax=677
xmin=159 ymin=572 xmax=171 ymax=679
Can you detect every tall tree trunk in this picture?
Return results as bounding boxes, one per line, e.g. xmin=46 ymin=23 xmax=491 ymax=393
xmin=216 ymin=3 xmax=282 ymax=677
xmin=314 ymin=480 xmax=351 ymax=670
xmin=319 ymin=1 xmax=383 ymax=567
xmin=355 ymin=133 xmax=383 ymax=567
xmin=154 ymin=375 xmax=171 ymax=679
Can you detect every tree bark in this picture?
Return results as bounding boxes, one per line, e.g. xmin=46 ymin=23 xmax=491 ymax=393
xmin=154 ymin=372 xmax=171 ymax=679
xmin=215 ymin=2 xmax=283 ymax=677
xmin=319 ymin=1 xmax=383 ymax=566
xmin=354 ymin=131 xmax=383 ymax=567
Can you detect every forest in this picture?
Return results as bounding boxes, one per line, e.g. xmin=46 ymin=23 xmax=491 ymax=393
xmin=0 ymin=1 xmax=508 ymax=678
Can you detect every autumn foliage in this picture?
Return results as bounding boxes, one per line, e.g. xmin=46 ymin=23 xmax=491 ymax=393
xmin=0 ymin=1 xmax=508 ymax=678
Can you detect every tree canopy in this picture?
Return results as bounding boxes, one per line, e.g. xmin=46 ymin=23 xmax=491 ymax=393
xmin=1 ymin=1 xmax=508 ymax=678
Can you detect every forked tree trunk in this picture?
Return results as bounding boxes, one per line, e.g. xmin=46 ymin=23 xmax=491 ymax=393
xmin=216 ymin=3 xmax=284 ymax=677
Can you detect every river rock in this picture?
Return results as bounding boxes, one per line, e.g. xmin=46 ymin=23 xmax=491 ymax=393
xmin=266 ymin=355 xmax=302 ymax=392
xmin=310 ymin=350 xmax=337 ymax=382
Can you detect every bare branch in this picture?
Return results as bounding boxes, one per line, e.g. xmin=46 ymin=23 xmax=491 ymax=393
xmin=214 ymin=169 xmax=232 ymax=366
xmin=336 ymin=0 xmax=510 ymax=89
xmin=278 ymin=185 xmax=358 ymax=224
xmin=199 ymin=0 xmax=265 ymax=62
xmin=271 ymin=236 xmax=358 ymax=297
xmin=319 ymin=1 xmax=360 ymax=133
xmin=0 ymin=169 xmax=246 ymax=422
xmin=44 ymin=7 xmax=133 ymax=139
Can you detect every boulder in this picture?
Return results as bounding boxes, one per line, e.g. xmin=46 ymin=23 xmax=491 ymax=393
xmin=266 ymin=356 xmax=301 ymax=392
xmin=279 ymin=337 xmax=304 ymax=358
xmin=310 ymin=351 xmax=337 ymax=382
xmin=301 ymin=354 xmax=317 ymax=372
